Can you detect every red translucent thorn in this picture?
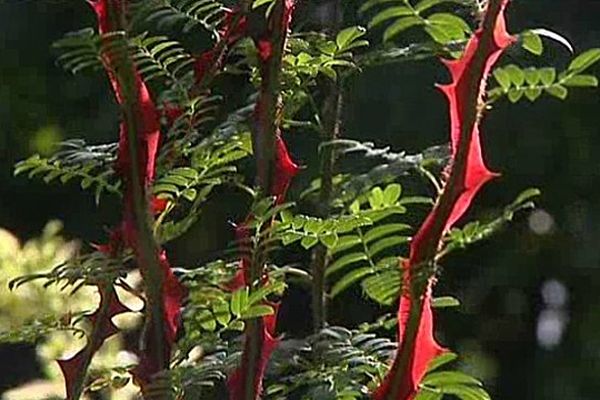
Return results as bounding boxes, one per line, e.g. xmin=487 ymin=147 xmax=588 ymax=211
xmin=87 ymin=0 xmax=107 ymax=32
xmin=161 ymin=102 xmax=184 ymax=126
xmin=491 ymin=4 xmax=515 ymax=48
xmin=441 ymin=58 xmax=463 ymax=77
xmin=163 ymin=271 xmax=187 ymax=343
xmin=194 ymin=49 xmax=217 ymax=83
xmin=132 ymin=253 xmax=186 ymax=390
xmin=271 ymin=136 xmax=300 ymax=203
xmin=158 ymin=251 xmax=187 ymax=343
xmin=257 ymin=40 xmax=273 ymax=62
xmin=90 ymin=242 xmax=111 ymax=255
xmin=220 ymin=8 xmax=248 ymax=44
xmin=435 ymin=83 xmax=455 ymax=98
xmin=224 ymin=269 xmax=247 ymax=292
xmin=275 ymin=136 xmax=299 ymax=176
xmin=227 ymin=304 xmax=280 ymax=400
xmin=399 ymin=289 xmax=445 ymax=393
xmin=372 ymin=291 xmax=444 ymax=400
xmin=151 ymin=196 xmax=169 ymax=215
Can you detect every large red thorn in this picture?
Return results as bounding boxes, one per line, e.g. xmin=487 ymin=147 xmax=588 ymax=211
xmin=227 ymin=303 xmax=279 ymax=400
xmin=271 ymin=136 xmax=300 ymax=203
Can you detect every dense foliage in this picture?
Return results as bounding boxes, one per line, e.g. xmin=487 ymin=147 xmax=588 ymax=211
xmin=2 ymin=0 xmax=599 ymax=400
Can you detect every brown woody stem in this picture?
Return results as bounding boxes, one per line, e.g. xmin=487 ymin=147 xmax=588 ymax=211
xmin=310 ymin=0 xmax=344 ymax=334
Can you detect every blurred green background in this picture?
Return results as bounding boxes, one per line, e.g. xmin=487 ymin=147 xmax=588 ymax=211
xmin=1 ymin=0 xmax=599 ymax=399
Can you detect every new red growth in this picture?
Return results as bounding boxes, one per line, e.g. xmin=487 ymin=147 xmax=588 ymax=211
xmin=227 ymin=2 xmax=298 ymax=400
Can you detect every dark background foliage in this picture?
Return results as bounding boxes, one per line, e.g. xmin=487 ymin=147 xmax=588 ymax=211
xmin=1 ymin=0 xmax=599 ymax=399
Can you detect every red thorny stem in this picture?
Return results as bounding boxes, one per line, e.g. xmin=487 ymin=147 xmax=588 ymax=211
xmin=251 ymin=1 xmax=295 ymax=193
xmin=373 ymin=1 xmax=514 ymax=399
xmin=118 ymin=58 xmax=171 ymax=399
xmin=227 ymin=2 xmax=297 ymax=400
xmin=88 ymin=1 xmax=185 ymax=398
xmin=55 ymin=10 xmax=143 ymax=397
xmin=248 ymin=0 xmax=294 ymax=392
xmin=105 ymin=14 xmax=172 ymax=400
